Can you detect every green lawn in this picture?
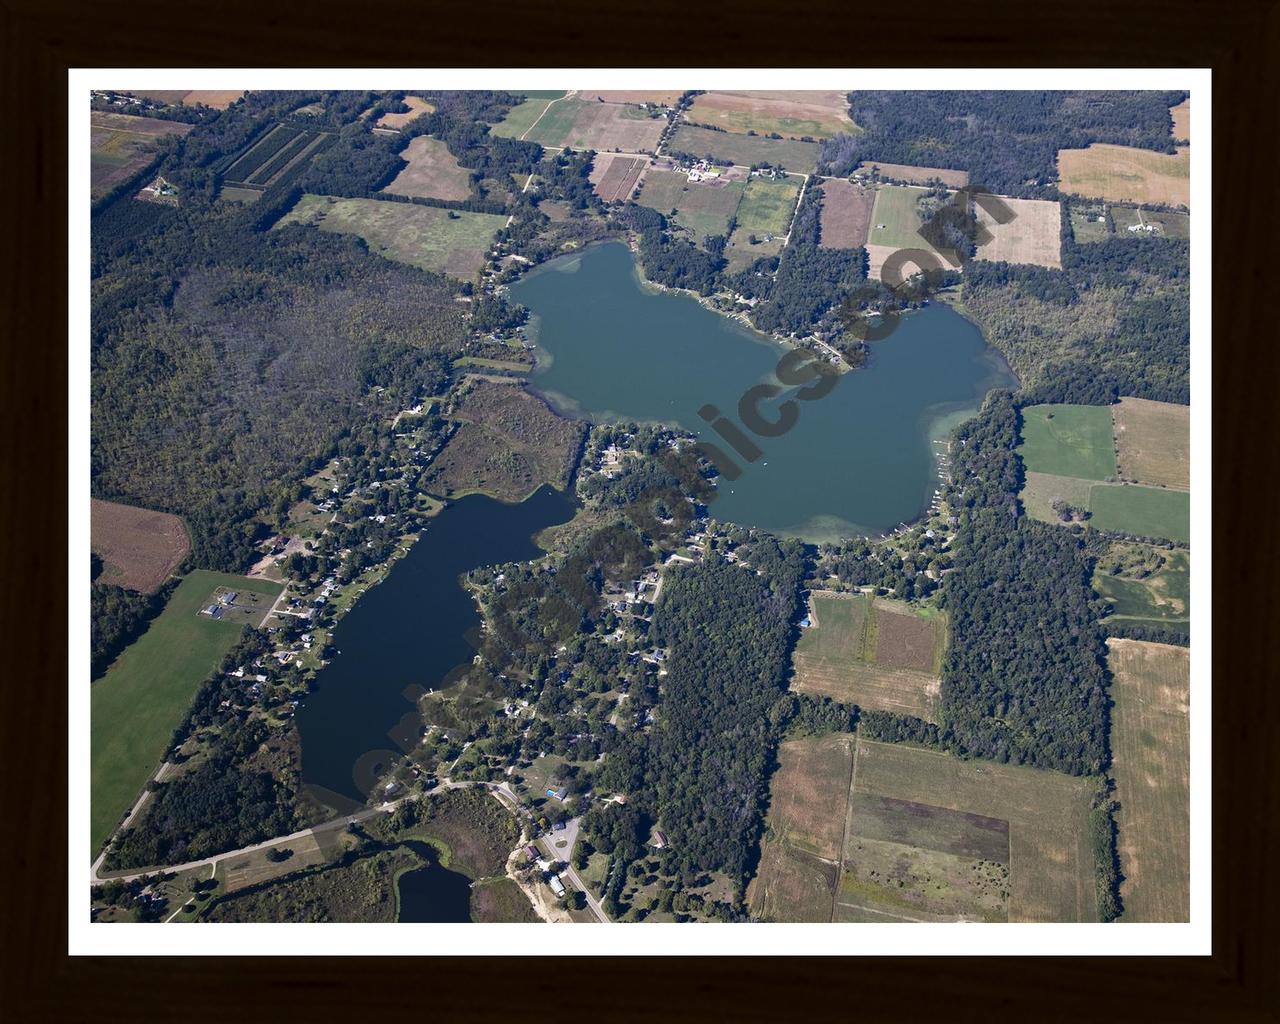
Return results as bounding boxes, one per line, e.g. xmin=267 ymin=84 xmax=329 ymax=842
xmin=1069 ymin=208 xmax=1111 ymax=243
xmin=1088 ymin=484 xmax=1190 ymax=544
xmin=794 ymin=593 xmax=870 ymax=665
xmin=91 ymin=570 xmax=283 ymax=855
xmin=866 ymin=185 xmax=933 ymax=251
xmin=278 ymin=195 xmax=506 ymax=280
xmin=1017 ymin=404 xmax=1119 ymax=481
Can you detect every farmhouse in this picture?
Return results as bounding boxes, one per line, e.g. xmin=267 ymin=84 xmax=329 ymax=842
xmin=548 ymin=874 xmax=566 ymax=897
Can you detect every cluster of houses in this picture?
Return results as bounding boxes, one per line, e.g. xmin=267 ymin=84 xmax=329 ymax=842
xmin=685 ymin=159 xmax=722 ymax=183
xmin=92 ymin=89 xmax=167 ymax=113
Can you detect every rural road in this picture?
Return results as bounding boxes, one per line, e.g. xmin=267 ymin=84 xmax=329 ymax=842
xmin=91 ymin=761 xmax=176 ymax=881
xmin=91 ymin=778 xmax=519 ymax=887
xmin=538 ymin=817 xmax=609 ymax=923
xmin=92 ymin=802 xmax=396 ymax=885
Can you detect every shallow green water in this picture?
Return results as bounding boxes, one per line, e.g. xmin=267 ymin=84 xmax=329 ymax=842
xmin=511 ymin=242 xmax=1016 ymax=541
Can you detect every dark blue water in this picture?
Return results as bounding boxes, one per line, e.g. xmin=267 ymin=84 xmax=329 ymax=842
xmin=396 ymin=840 xmax=473 ymax=923
xmin=296 ymin=486 xmax=575 ymax=809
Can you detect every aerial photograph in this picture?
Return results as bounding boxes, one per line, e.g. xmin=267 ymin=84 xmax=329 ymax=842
xmin=85 ymin=83 xmax=1195 ymax=930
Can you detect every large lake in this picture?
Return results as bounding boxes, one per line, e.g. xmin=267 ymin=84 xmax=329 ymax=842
xmin=296 ymin=486 xmax=575 ymax=810
xmin=511 ymin=241 xmax=1016 ymax=541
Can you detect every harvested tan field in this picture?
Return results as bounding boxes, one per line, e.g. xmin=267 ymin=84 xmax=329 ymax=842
xmin=590 ymin=153 xmax=646 ymax=202
xmin=817 ymin=179 xmax=875 ymax=249
xmin=790 ymin=594 xmax=943 ymax=722
xmin=748 ymin=733 xmax=855 ymax=922
xmin=124 ymin=90 xmax=245 ymax=109
xmin=382 ymin=136 xmax=473 ymax=201
xmin=1107 ymin=639 xmax=1190 ymax=922
xmin=1112 ymin=397 xmax=1190 ymax=489
xmin=91 ymin=499 xmax=190 ymax=593
xmin=578 ymin=91 xmax=682 ymax=106
xmin=1170 ymin=99 xmax=1191 ymax=143
xmin=377 ymin=96 xmax=435 ymax=130
xmin=687 ymin=90 xmax=855 ymax=139
xmin=1057 ymin=144 xmax=1190 ymax=208
xmin=872 ymin=602 xmax=944 ymax=675
xmin=973 ymin=196 xmax=1062 ymax=269
xmin=792 ymin=661 xmax=941 ymax=721
xmin=855 ymin=161 xmax=969 ymax=188
xmin=529 ymin=98 xmax=667 ymax=152
xmin=865 ymin=244 xmax=945 ymax=283
xmin=765 ymin=734 xmax=855 ymax=862
xmin=91 ymin=112 xmax=195 ymax=137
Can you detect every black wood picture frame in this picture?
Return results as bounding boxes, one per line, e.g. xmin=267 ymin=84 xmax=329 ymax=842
xmin=3 ymin=0 xmax=1274 ymax=1018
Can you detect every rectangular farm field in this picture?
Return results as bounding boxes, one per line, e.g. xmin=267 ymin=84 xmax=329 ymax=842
xmin=1107 ymin=639 xmax=1190 ymax=922
xmin=1017 ymin=404 xmax=1118 ymax=481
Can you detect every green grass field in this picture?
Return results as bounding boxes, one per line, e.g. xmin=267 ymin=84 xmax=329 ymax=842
xmin=669 ymin=124 xmax=821 ymax=174
xmin=1088 ymin=484 xmax=1190 ymax=543
xmin=1022 ymin=472 xmax=1190 ymax=543
xmin=1141 ymin=210 xmax=1191 ymax=239
xmin=1017 ymin=404 xmax=1119 ymax=480
xmin=866 ymin=185 xmax=937 ymax=251
xmin=1093 ymin=546 xmax=1189 ymax=633
xmin=278 ymin=195 xmax=506 ymax=280
xmin=635 ymin=169 xmax=746 ymax=245
xmin=91 ymin=570 xmax=283 ymax=854
xmin=1106 ymin=206 xmax=1191 ymax=241
xmin=795 ymin=593 xmax=870 ymax=663
xmin=517 ymin=98 xmax=582 ymax=145
xmin=732 ymin=176 xmax=801 ymax=238
xmin=489 ymin=93 xmax=566 ymax=139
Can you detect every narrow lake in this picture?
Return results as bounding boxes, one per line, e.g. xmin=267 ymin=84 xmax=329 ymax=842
xmin=511 ymin=241 xmax=1016 ymax=541
xmin=295 ymin=486 xmax=575 ymax=810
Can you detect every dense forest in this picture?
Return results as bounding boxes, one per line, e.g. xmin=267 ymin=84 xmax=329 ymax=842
xmin=820 ymin=91 xmax=1186 ymax=197
xmin=91 ymin=94 xmax=468 ymax=572
xmin=963 ymin=211 xmax=1189 ymax=405
xmin=939 ymin=392 xmax=1111 ymax=775
xmin=596 ymin=540 xmax=807 ymax=895
xmin=108 ymin=716 xmax=301 ymax=869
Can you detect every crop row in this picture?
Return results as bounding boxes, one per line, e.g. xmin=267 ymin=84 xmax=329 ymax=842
xmin=246 ymin=130 xmax=320 ymax=186
xmin=223 ymin=124 xmax=305 ymax=182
